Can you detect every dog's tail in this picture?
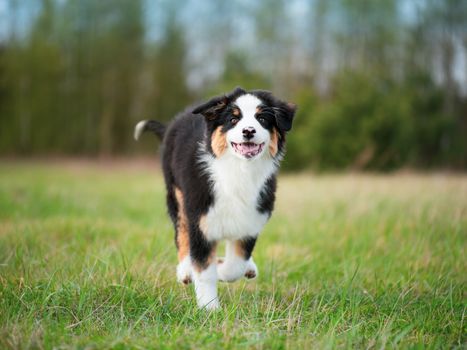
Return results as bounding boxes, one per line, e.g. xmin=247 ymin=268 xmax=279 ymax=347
xmin=134 ymin=120 xmax=166 ymax=141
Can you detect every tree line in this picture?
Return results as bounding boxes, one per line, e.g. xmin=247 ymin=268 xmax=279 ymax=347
xmin=0 ymin=0 xmax=465 ymax=170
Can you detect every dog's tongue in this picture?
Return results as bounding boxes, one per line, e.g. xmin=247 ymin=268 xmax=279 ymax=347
xmin=237 ymin=142 xmax=261 ymax=157
xmin=240 ymin=143 xmax=257 ymax=153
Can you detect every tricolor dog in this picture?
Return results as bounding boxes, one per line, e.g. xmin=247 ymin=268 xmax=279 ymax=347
xmin=135 ymin=87 xmax=296 ymax=309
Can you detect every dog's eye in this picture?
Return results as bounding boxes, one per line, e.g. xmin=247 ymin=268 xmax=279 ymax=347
xmin=258 ymin=117 xmax=266 ymax=123
xmin=230 ymin=117 xmax=239 ymax=125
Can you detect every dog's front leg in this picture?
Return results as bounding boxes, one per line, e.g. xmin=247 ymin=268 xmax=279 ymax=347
xmin=218 ymin=237 xmax=258 ymax=282
xmin=190 ymin=231 xmax=219 ymax=310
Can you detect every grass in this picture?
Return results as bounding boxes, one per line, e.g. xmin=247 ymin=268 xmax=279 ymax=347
xmin=0 ymin=160 xmax=465 ymax=349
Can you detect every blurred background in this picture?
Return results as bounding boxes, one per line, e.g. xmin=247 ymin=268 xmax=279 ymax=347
xmin=0 ymin=0 xmax=465 ymax=171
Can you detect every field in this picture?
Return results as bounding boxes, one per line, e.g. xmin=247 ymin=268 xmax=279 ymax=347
xmin=0 ymin=161 xmax=465 ymax=349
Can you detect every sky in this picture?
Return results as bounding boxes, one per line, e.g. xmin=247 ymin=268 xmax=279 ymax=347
xmin=0 ymin=0 xmax=465 ymax=93
xmin=0 ymin=0 xmax=421 ymax=43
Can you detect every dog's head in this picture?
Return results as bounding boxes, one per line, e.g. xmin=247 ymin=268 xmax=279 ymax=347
xmin=193 ymin=87 xmax=296 ymax=160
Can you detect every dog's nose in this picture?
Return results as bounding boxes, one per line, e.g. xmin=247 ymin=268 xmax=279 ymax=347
xmin=242 ymin=127 xmax=256 ymax=140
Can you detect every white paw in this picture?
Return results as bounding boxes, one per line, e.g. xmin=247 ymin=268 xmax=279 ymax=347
xmin=199 ymin=298 xmax=220 ymax=311
xmin=217 ymin=257 xmax=247 ymax=282
xmin=176 ymin=256 xmax=192 ymax=285
xmin=244 ymin=258 xmax=258 ymax=279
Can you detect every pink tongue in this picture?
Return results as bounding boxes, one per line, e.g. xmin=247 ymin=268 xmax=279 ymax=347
xmin=239 ymin=143 xmax=259 ymax=155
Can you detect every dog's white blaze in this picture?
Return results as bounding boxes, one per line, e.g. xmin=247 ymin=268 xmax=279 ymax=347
xmin=192 ymin=263 xmax=219 ymax=310
xmin=235 ymin=94 xmax=261 ymax=119
xmin=199 ymin=149 xmax=276 ymax=241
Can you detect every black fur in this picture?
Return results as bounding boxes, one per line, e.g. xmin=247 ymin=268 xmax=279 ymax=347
xmin=257 ymin=176 xmax=277 ymax=214
xmin=141 ymin=120 xmax=166 ymax=139
xmin=161 ymin=113 xmax=215 ymax=268
xmin=138 ymin=87 xmax=296 ymax=271
xmin=188 ymin=222 xmax=216 ymax=268
xmin=249 ymin=90 xmax=297 ymax=132
xmin=238 ymin=237 xmax=257 ymax=260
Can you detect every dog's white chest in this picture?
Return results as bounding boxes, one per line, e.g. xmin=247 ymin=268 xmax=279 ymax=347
xmin=200 ymin=153 xmax=276 ymax=241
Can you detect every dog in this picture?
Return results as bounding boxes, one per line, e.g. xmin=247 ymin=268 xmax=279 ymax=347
xmin=135 ymin=87 xmax=296 ymax=309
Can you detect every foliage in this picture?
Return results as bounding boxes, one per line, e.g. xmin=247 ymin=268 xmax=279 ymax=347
xmin=0 ymin=0 xmax=465 ymax=170
xmin=285 ymin=70 xmax=462 ymax=171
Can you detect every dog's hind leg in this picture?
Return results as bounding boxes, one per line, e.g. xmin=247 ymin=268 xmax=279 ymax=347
xmin=217 ymin=237 xmax=258 ymax=282
xmin=172 ymin=187 xmax=192 ymax=284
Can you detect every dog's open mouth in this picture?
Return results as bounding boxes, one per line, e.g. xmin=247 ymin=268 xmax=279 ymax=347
xmin=231 ymin=142 xmax=265 ymax=158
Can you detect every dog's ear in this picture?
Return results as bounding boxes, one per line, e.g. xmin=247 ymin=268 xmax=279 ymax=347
xmin=192 ymin=95 xmax=228 ymax=121
xmin=193 ymin=87 xmax=246 ymax=120
xmin=274 ymin=101 xmax=297 ymax=132
xmin=251 ymin=90 xmax=297 ymax=132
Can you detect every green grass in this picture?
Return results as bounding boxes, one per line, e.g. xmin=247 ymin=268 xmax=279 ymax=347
xmin=0 ymin=161 xmax=465 ymax=349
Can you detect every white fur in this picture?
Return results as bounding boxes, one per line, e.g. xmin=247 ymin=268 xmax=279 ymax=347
xmin=218 ymin=241 xmax=258 ymax=282
xmin=198 ymin=149 xmax=276 ymax=241
xmin=245 ymin=258 xmax=258 ymax=278
xmin=226 ymin=94 xmax=271 ymax=159
xmin=193 ymin=263 xmax=219 ymax=310
xmin=134 ymin=120 xmax=147 ymax=141
xmin=176 ymin=256 xmax=192 ymax=284
xmin=217 ymin=241 xmax=248 ymax=282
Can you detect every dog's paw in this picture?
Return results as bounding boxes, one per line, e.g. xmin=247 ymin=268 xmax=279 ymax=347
xmin=244 ymin=258 xmax=258 ymax=279
xmin=199 ymin=299 xmax=220 ymax=311
xmin=217 ymin=259 xmax=245 ymax=283
xmin=176 ymin=257 xmax=192 ymax=285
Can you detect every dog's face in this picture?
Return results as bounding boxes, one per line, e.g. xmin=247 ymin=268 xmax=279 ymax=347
xmin=193 ymin=87 xmax=296 ymax=160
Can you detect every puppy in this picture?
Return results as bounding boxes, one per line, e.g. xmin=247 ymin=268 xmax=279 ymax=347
xmin=135 ymin=87 xmax=296 ymax=309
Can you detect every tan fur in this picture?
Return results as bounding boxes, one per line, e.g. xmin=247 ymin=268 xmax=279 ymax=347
xmin=269 ymin=128 xmax=279 ymax=157
xmin=234 ymin=240 xmax=247 ymax=258
xmin=211 ymin=126 xmax=227 ymax=157
xmin=233 ymin=108 xmax=240 ymax=116
xmin=174 ymin=187 xmax=190 ymax=261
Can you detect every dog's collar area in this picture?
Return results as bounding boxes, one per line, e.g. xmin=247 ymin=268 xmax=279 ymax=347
xmin=231 ymin=142 xmax=265 ymax=159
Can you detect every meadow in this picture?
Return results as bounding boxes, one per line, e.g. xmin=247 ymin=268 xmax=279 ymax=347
xmin=0 ymin=161 xmax=465 ymax=349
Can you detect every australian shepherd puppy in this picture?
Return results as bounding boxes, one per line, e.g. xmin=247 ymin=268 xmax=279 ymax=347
xmin=135 ymin=87 xmax=296 ymax=310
